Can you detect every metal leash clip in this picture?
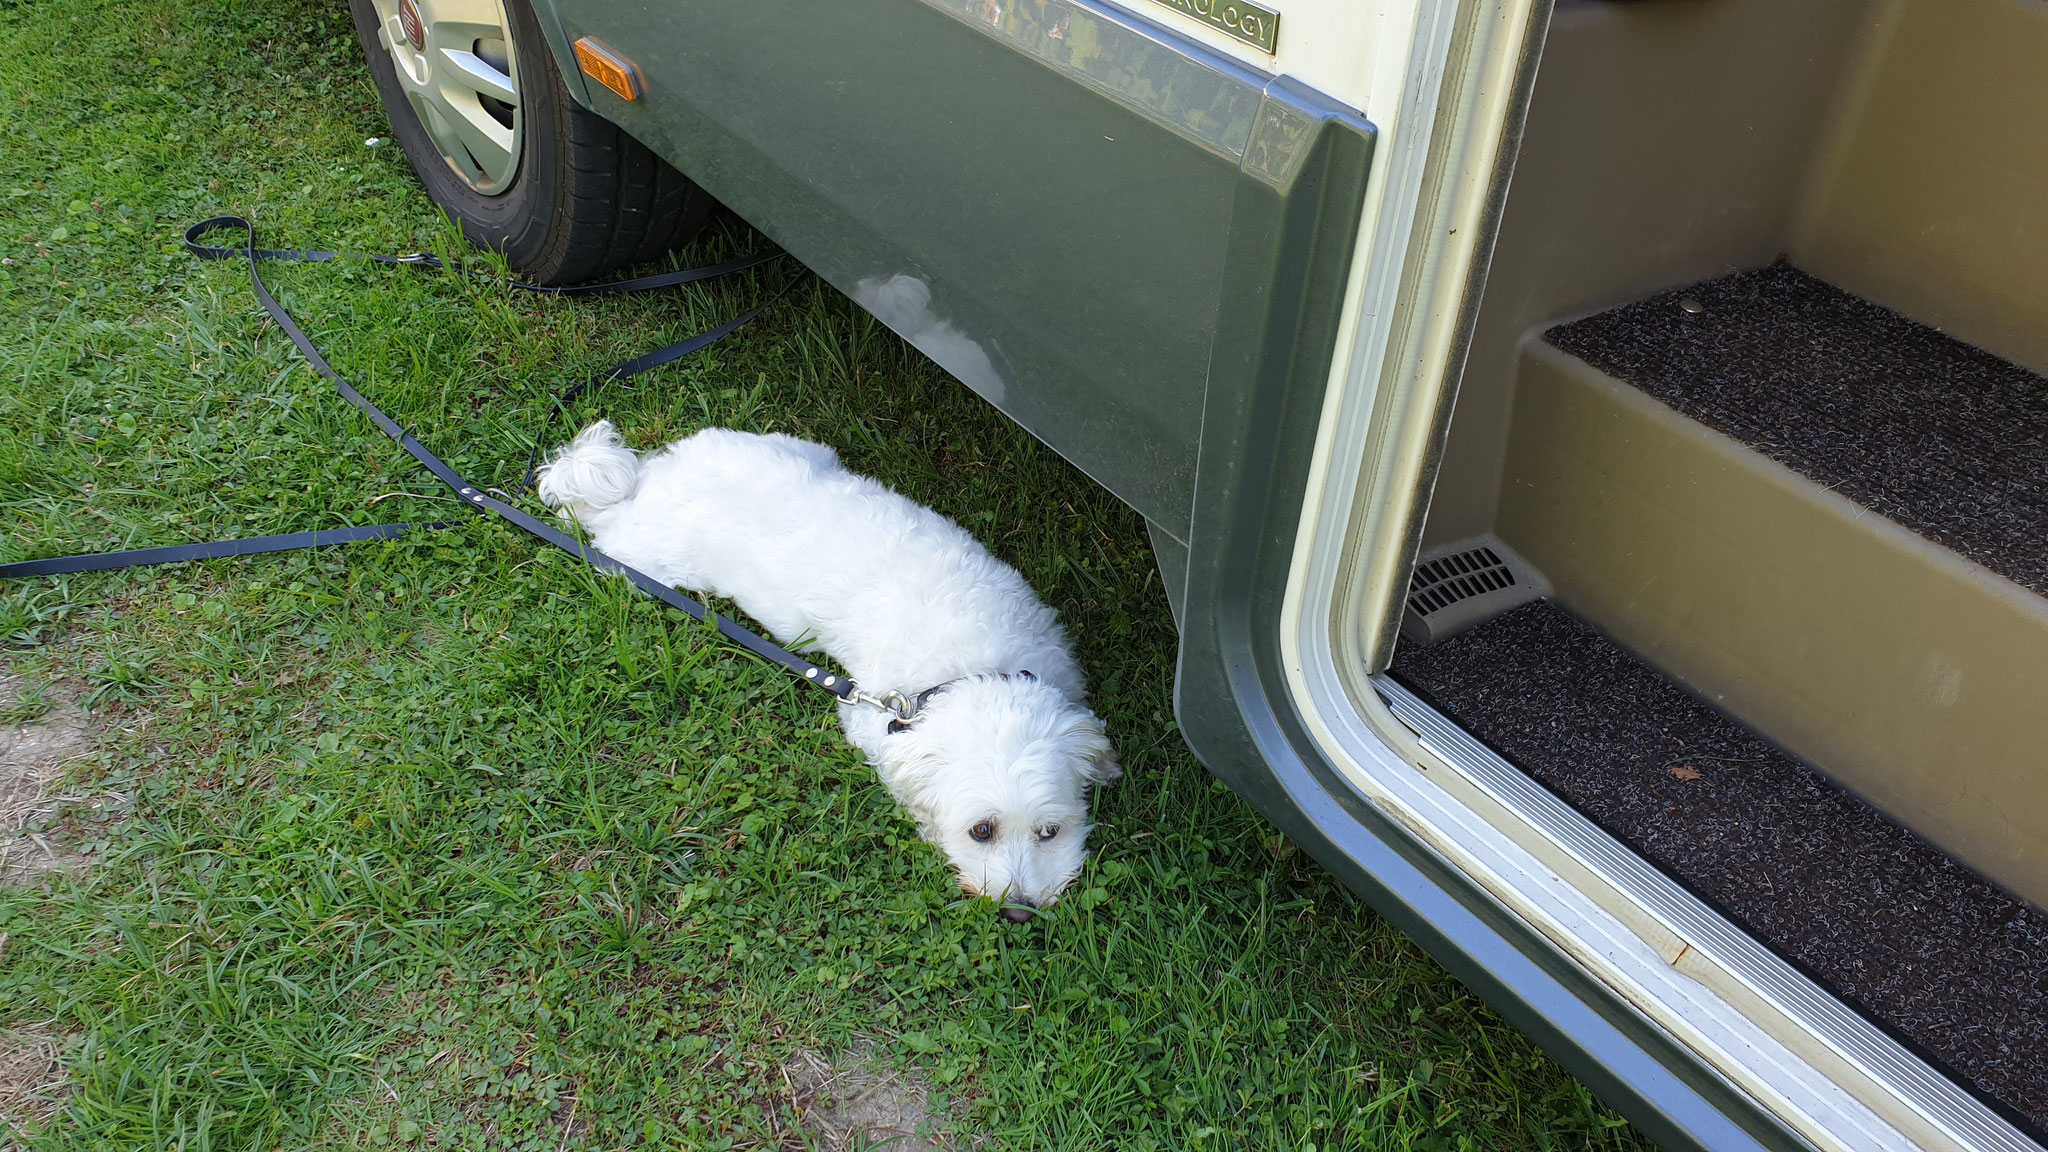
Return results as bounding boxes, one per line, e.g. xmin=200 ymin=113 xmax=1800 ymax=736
xmin=849 ymin=687 xmax=917 ymax=723
xmin=804 ymin=668 xmax=911 ymax=721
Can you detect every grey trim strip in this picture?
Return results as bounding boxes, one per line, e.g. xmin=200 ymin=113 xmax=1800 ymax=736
xmin=1376 ymin=675 xmax=2040 ymax=1152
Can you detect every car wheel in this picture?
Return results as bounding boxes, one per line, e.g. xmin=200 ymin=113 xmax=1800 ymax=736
xmin=349 ymin=0 xmax=713 ymax=285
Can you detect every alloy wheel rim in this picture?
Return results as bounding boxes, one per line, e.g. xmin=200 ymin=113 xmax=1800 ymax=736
xmin=372 ymin=0 xmax=523 ymax=196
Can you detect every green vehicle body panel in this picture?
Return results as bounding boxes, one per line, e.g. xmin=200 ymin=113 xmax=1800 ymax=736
xmin=541 ymin=0 xmax=1291 ymax=535
xmin=523 ymin=2 xmax=1810 ymax=1145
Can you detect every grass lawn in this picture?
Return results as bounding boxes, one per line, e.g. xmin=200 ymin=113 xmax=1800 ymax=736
xmin=0 ymin=1 xmax=1653 ymax=1147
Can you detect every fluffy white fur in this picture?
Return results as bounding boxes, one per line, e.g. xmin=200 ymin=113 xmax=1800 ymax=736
xmin=537 ymin=422 xmax=1119 ymax=919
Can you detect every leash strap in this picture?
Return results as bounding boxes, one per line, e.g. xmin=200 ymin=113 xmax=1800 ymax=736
xmin=1 ymin=217 xmax=863 ymax=706
xmin=0 ymin=522 xmax=450 ymax=579
xmin=178 ymin=214 xmax=783 ymax=296
xmin=518 ymin=297 xmax=771 ymax=494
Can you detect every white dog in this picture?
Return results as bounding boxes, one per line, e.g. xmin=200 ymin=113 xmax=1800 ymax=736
xmin=537 ymin=422 xmax=1119 ymax=919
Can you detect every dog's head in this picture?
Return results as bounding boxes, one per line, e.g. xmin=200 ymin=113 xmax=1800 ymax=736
xmin=875 ymin=672 xmax=1120 ymax=921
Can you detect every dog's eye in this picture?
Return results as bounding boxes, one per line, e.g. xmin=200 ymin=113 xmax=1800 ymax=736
xmin=969 ymin=820 xmax=996 ymax=842
xmin=1036 ymin=824 xmax=1059 ymax=842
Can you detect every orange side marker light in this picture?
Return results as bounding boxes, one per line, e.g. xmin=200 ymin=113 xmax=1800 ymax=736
xmin=573 ymin=37 xmax=643 ymax=102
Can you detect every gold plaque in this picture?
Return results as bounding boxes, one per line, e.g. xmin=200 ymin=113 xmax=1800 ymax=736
xmin=1142 ymin=0 xmax=1280 ymax=54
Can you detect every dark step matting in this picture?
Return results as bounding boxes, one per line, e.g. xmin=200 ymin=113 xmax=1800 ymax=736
xmin=1547 ymin=263 xmax=2048 ymax=596
xmin=1392 ymin=602 xmax=2048 ymax=1134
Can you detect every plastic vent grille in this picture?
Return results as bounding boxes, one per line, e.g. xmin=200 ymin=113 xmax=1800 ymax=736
xmin=1408 ymin=546 xmax=1517 ymax=618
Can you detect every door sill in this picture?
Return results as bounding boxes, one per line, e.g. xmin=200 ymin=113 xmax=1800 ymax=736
xmin=1365 ymin=674 xmax=2038 ymax=1152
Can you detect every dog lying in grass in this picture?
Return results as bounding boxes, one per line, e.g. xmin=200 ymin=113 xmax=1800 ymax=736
xmin=538 ymin=422 xmax=1119 ymax=920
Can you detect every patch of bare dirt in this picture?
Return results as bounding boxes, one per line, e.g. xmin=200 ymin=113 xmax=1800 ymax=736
xmin=782 ymin=1048 xmax=955 ymax=1151
xmin=0 ymin=1025 xmax=66 ymax=1146
xmin=0 ymin=670 xmax=97 ymax=882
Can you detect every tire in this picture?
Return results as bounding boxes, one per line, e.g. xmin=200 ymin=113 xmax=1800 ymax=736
xmin=350 ymin=0 xmax=713 ymax=285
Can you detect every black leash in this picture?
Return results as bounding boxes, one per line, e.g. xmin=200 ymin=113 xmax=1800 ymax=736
xmin=516 ymin=300 xmax=768 ymax=495
xmin=0 ymin=522 xmax=448 ymax=579
xmin=0 ymin=216 xmax=887 ymax=713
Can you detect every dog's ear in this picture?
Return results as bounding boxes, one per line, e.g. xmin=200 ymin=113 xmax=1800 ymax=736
xmin=1068 ymin=712 xmax=1122 ymax=786
xmin=1087 ymin=743 xmax=1123 ymax=786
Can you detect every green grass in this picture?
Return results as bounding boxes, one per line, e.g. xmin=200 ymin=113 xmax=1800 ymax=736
xmin=0 ymin=1 xmax=1652 ymax=1147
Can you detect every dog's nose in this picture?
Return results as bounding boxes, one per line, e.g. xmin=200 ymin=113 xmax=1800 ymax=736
xmin=1001 ymin=904 xmax=1036 ymax=924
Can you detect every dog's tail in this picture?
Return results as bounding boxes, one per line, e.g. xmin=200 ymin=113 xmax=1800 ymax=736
xmin=536 ymin=420 xmax=641 ymax=521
